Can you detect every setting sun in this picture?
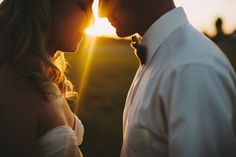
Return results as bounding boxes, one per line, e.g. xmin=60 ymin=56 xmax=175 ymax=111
xmin=85 ymin=0 xmax=236 ymax=37
xmin=0 ymin=0 xmax=234 ymax=37
xmin=85 ymin=0 xmax=117 ymax=37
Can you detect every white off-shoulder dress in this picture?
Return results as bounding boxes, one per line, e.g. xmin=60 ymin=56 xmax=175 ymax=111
xmin=37 ymin=115 xmax=84 ymax=157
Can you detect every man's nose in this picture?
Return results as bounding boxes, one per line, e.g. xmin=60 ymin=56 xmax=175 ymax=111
xmin=98 ymin=0 xmax=107 ymax=18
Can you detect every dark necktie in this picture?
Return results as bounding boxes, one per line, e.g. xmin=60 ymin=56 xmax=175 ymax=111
xmin=131 ymin=35 xmax=147 ymax=65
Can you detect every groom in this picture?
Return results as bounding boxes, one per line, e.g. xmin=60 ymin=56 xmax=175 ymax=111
xmin=99 ymin=0 xmax=236 ymax=156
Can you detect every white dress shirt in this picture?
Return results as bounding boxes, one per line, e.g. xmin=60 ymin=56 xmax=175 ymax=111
xmin=121 ymin=7 xmax=236 ymax=157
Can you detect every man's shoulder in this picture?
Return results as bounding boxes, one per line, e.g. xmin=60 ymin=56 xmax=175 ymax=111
xmin=165 ymin=23 xmax=216 ymax=52
xmin=163 ymin=23 xmax=230 ymax=68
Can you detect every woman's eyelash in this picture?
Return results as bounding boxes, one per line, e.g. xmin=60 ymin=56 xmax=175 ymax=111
xmin=77 ymin=1 xmax=87 ymax=11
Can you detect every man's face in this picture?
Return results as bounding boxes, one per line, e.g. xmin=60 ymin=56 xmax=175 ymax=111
xmin=99 ymin=0 xmax=140 ymax=37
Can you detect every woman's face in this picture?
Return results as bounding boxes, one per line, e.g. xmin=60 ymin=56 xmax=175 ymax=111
xmin=49 ymin=0 xmax=93 ymax=53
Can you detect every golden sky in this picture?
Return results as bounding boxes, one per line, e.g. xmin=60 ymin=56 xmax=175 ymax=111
xmin=86 ymin=0 xmax=236 ymax=37
xmin=1 ymin=0 xmax=235 ymax=37
xmin=175 ymin=0 xmax=236 ymax=36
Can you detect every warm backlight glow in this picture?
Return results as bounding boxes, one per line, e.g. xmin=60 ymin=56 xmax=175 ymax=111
xmin=85 ymin=0 xmax=236 ymax=37
xmin=0 ymin=0 xmax=235 ymax=37
xmin=85 ymin=0 xmax=117 ymax=37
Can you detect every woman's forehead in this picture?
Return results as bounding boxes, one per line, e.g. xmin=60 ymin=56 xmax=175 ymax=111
xmin=76 ymin=0 xmax=94 ymax=4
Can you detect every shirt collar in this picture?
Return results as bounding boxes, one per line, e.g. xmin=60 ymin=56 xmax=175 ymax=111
xmin=140 ymin=7 xmax=189 ymax=65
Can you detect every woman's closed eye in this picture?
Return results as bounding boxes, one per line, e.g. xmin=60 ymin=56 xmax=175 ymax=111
xmin=76 ymin=0 xmax=93 ymax=12
xmin=76 ymin=1 xmax=86 ymax=11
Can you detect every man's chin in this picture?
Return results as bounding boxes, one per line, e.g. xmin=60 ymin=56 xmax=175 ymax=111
xmin=116 ymin=29 xmax=134 ymax=38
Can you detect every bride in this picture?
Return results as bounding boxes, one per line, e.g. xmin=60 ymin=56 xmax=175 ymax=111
xmin=0 ymin=0 xmax=93 ymax=156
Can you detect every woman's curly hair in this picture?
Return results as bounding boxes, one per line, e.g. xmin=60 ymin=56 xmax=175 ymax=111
xmin=0 ymin=0 xmax=78 ymax=104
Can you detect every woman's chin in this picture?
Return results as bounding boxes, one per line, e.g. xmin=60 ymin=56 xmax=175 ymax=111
xmin=64 ymin=46 xmax=79 ymax=53
xmin=58 ymin=47 xmax=75 ymax=53
xmin=62 ymin=41 xmax=83 ymax=53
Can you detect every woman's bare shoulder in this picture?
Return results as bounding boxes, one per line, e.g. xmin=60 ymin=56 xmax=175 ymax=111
xmin=0 ymin=67 xmax=42 ymax=156
xmin=0 ymin=66 xmax=67 ymax=120
xmin=0 ymin=67 xmax=44 ymax=105
xmin=0 ymin=67 xmax=66 ymax=148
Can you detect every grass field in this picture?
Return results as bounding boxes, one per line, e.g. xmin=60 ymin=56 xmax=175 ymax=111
xmin=66 ymin=37 xmax=138 ymax=157
xmin=65 ymin=37 xmax=236 ymax=157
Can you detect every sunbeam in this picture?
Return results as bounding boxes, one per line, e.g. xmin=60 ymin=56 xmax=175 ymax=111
xmin=85 ymin=0 xmax=116 ymax=37
xmin=73 ymin=36 xmax=97 ymax=113
xmin=73 ymin=1 xmax=105 ymax=113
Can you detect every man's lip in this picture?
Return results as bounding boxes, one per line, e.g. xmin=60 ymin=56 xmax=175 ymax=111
xmin=108 ymin=18 xmax=117 ymax=26
xmin=108 ymin=17 xmax=116 ymax=23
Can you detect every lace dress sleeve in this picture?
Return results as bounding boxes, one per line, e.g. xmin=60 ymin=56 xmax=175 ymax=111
xmin=37 ymin=125 xmax=83 ymax=157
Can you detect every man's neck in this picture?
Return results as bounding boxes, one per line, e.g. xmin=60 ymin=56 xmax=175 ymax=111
xmin=138 ymin=2 xmax=176 ymax=36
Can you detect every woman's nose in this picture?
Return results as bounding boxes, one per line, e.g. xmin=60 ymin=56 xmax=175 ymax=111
xmin=89 ymin=14 xmax=95 ymax=26
xmin=85 ymin=8 xmax=95 ymax=28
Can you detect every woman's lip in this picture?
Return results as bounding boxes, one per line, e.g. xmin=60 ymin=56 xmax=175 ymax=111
xmin=75 ymin=32 xmax=85 ymax=42
xmin=76 ymin=32 xmax=85 ymax=38
xmin=78 ymin=32 xmax=85 ymax=36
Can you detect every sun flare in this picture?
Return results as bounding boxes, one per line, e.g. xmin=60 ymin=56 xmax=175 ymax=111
xmin=85 ymin=0 xmax=117 ymax=37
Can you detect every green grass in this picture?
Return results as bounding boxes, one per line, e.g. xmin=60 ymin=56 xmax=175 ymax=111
xmin=66 ymin=37 xmax=138 ymax=157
